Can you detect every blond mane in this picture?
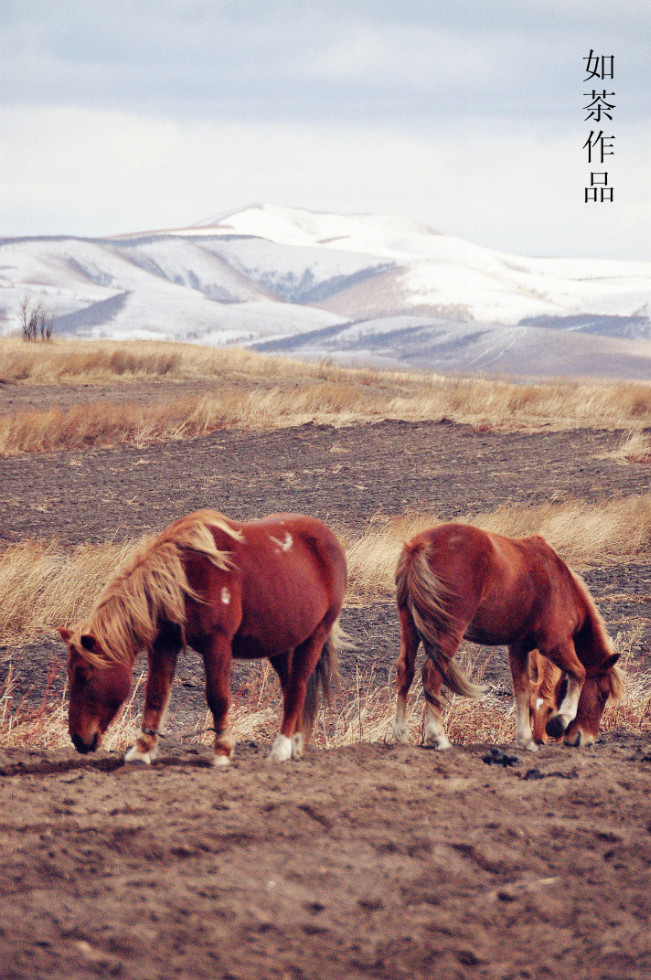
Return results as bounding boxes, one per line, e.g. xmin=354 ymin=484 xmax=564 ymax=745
xmin=75 ymin=510 xmax=243 ymax=668
xmin=571 ymin=569 xmax=624 ymax=697
xmin=571 ymin=569 xmax=615 ymax=653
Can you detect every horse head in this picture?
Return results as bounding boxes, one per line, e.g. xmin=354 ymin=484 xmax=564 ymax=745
xmin=58 ymin=627 xmax=132 ymax=754
xmin=563 ymin=653 xmax=622 ymax=747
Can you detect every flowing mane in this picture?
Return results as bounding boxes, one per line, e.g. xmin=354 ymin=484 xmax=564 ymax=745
xmin=76 ymin=510 xmax=243 ymax=668
xmin=571 ymin=570 xmax=624 ymax=698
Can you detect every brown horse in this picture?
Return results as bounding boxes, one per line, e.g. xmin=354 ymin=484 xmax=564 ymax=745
xmin=393 ymin=522 xmax=622 ymax=751
xmin=58 ymin=510 xmax=347 ymax=766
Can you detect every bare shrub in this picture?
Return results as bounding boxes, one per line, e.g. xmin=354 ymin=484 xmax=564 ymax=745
xmin=19 ymin=297 xmax=54 ymax=343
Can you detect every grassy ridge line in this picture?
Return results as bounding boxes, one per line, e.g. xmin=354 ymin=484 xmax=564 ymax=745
xmin=2 ymin=338 xmax=651 ymax=454
xmin=3 ymin=495 xmax=651 ymax=647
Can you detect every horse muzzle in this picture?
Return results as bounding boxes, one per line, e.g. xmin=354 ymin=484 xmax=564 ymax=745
xmin=71 ymin=731 xmax=99 ymax=754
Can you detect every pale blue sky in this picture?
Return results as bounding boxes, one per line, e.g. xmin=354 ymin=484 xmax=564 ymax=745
xmin=1 ymin=0 xmax=649 ymax=258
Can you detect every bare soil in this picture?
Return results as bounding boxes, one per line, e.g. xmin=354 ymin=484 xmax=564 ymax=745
xmin=1 ymin=388 xmax=650 ymax=979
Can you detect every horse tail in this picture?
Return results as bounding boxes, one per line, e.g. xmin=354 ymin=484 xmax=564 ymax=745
xmin=397 ymin=540 xmax=485 ymax=701
xmin=301 ymin=620 xmax=345 ymax=742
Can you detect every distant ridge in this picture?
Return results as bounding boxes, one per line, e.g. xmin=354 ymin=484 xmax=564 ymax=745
xmin=1 ymin=203 xmax=649 ymax=379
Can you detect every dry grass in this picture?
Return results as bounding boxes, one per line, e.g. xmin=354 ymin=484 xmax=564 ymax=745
xmin=611 ymin=431 xmax=651 ymax=464
xmin=0 ymin=539 xmax=135 ymax=645
xmin=2 ymin=336 xmax=651 ymax=455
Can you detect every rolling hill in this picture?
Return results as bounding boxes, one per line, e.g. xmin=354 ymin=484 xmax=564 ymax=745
xmin=2 ymin=203 xmax=650 ymax=378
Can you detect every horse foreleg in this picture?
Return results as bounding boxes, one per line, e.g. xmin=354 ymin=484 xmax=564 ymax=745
xmin=543 ymin=641 xmax=586 ymax=740
xmin=125 ymin=629 xmax=181 ymax=765
xmin=508 ymin=643 xmax=538 ymax=752
xmin=421 ymin=658 xmax=451 ymax=750
xmin=538 ymin=639 xmax=586 ymax=738
xmin=393 ymin=605 xmax=419 ymax=744
xmin=203 ymin=634 xmax=235 ymax=767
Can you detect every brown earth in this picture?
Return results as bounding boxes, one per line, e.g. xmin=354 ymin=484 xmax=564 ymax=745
xmin=1 ymin=387 xmax=650 ymax=979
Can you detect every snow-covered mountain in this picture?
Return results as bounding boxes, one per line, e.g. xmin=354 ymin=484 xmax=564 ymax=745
xmin=2 ymin=203 xmax=650 ymax=378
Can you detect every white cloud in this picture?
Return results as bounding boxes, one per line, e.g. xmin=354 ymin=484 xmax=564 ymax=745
xmin=1 ymin=105 xmax=647 ymax=260
xmin=0 ymin=2 xmax=648 ymax=259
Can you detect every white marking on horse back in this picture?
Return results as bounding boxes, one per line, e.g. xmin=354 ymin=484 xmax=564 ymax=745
xmin=535 ymin=697 xmax=544 ymax=710
xmin=269 ymin=532 xmax=293 ymax=553
xmin=221 ymin=586 xmax=231 ymax=605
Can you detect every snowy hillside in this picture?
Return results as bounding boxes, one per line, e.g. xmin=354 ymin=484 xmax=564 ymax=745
xmin=2 ymin=203 xmax=650 ymax=378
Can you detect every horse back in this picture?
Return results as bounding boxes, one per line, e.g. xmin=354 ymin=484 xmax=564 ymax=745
xmin=185 ymin=513 xmax=347 ymax=655
xmin=400 ymin=523 xmax=586 ymax=646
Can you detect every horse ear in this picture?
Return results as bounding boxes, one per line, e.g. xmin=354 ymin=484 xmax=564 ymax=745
xmin=57 ymin=627 xmax=72 ymax=645
xmin=80 ymin=633 xmax=100 ymax=654
xmin=604 ymin=653 xmax=620 ymax=670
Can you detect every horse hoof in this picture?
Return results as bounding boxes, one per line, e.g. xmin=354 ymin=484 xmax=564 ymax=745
xmin=124 ymin=744 xmax=154 ymax=765
xmin=392 ymin=724 xmax=409 ymax=744
xmin=291 ymin=733 xmax=304 ymax=760
xmin=268 ymin=734 xmax=293 ymax=763
xmin=423 ymin=732 xmax=452 ymax=750
xmin=545 ymin=714 xmax=567 ymax=739
xmin=211 ymin=753 xmax=231 ymax=768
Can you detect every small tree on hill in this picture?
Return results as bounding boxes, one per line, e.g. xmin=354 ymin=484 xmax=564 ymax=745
xmin=19 ymin=296 xmax=54 ymax=341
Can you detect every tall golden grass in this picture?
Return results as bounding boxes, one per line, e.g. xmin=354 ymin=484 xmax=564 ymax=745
xmin=2 ymin=337 xmax=651 ymax=455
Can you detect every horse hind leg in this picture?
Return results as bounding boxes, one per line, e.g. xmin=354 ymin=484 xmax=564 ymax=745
xmin=268 ymin=623 xmax=331 ymax=763
xmin=421 ymin=656 xmax=451 ymax=750
xmin=268 ymin=651 xmax=298 ymax=763
xmin=393 ymin=605 xmax=419 ymax=744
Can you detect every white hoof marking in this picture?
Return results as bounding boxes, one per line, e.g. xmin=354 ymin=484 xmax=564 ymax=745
xmin=392 ymin=723 xmax=409 ymax=744
xmin=212 ymin=753 xmax=231 ymax=767
xmin=423 ymin=729 xmax=452 ymax=750
xmin=518 ymin=738 xmax=540 ymax=753
xmin=124 ymin=743 xmax=157 ymax=765
xmin=268 ymin=734 xmax=293 ymax=763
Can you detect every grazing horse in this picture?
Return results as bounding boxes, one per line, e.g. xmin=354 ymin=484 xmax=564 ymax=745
xmin=392 ymin=522 xmax=622 ymax=751
xmin=58 ymin=510 xmax=347 ymax=766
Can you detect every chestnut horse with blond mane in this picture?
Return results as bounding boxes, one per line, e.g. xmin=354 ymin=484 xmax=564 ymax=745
xmin=393 ymin=523 xmax=622 ymax=751
xmin=58 ymin=510 xmax=347 ymax=766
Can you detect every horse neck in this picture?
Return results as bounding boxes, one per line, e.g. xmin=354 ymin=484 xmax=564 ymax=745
xmin=572 ymin=574 xmax=613 ymax=669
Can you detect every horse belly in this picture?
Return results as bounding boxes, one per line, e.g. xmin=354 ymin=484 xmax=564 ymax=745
xmin=465 ymin=597 xmax=536 ymax=646
xmin=238 ymin=561 xmax=332 ymax=656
